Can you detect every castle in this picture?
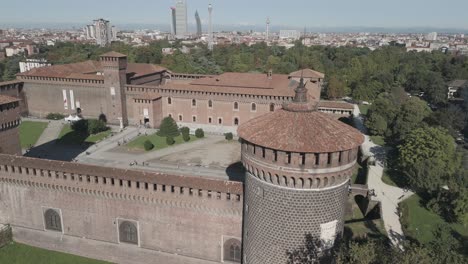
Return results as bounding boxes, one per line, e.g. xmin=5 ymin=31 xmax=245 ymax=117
xmin=0 ymin=52 xmax=363 ymax=264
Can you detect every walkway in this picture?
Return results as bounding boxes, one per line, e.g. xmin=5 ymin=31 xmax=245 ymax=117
xmin=23 ymin=118 xmax=64 ymax=147
xmin=353 ymin=105 xmax=413 ymax=247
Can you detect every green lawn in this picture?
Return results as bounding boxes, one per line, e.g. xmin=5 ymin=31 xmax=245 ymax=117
xmin=381 ymin=169 xmax=397 ymax=187
xmin=57 ymin=124 xmax=112 ymax=145
xmin=358 ymin=104 xmax=370 ymax=115
xmin=126 ymin=133 xmax=197 ymax=151
xmin=345 ymin=199 xmax=386 ymax=239
xmin=400 ymin=194 xmax=468 ymax=244
xmin=0 ymin=242 xmax=111 ymax=264
xmin=19 ymin=121 xmax=48 ymax=148
xmin=370 ymin=135 xmax=385 ymax=146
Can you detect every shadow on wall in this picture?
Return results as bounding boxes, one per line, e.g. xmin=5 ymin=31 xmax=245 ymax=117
xmin=24 ymin=139 xmax=88 ymax=161
xmin=225 ymin=161 xmax=245 ymax=183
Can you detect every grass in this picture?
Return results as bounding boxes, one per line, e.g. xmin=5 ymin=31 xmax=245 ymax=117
xmin=57 ymin=124 xmax=112 ymax=145
xmin=400 ymin=194 xmax=468 ymax=244
xmin=0 ymin=242 xmax=111 ymax=264
xmin=370 ymin=135 xmax=385 ymax=146
xmin=358 ymin=104 xmax=370 ymax=115
xmin=345 ymin=198 xmax=386 ymax=239
xmin=19 ymin=121 xmax=48 ymax=148
xmin=126 ymin=133 xmax=198 ymax=151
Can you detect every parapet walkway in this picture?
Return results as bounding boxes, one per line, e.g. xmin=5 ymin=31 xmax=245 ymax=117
xmin=353 ymin=105 xmax=413 ymax=247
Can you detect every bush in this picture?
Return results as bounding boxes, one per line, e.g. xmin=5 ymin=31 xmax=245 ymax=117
xmin=71 ymin=119 xmax=88 ymax=133
xmin=195 ymin=128 xmax=204 ymax=138
xmin=183 ymin=133 xmax=190 ymax=142
xmin=46 ymin=113 xmax=65 ymax=120
xmin=224 ymin=132 xmax=233 ymax=140
xmin=157 ymin=116 xmax=180 ymax=137
xmin=166 ymin=136 xmax=175 ymax=145
xmin=143 ymin=140 xmax=154 ymax=151
xmin=98 ymin=113 xmax=107 ymax=123
xmin=180 ymin=126 xmax=190 ymax=136
xmin=87 ymin=119 xmax=108 ymax=134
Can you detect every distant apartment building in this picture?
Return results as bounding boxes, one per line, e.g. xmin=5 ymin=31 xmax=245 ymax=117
xmin=19 ymin=59 xmax=51 ymax=73
xmin=279 ymin=30 xmax=300 ymax=40
xmin=426 ymin=32 xmax=438 ymax=41
xmin=448 ymin=80 xmax=468 ymax=100
xmin=5 ymin=44 xmax=37 ymax=57
xmin=84 ymin=19 xmax=117 ymax=47
xmin=175 ymin=0 xmax=188 ymax=38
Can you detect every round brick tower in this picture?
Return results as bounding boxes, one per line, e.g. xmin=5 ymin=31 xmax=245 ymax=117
xmin=237 ymin=78 xmax=364 ymax=264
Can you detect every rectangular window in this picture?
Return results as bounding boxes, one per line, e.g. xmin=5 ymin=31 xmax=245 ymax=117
xmin=287 ymin=152 xmax=291 ymax=164
xmin=327 ymin=153 xmax=332 ymax=165
xmin=300 ymin=153 xmax=306 ymax=165
xmin=315 ymin=153 xmax=320 ymax=165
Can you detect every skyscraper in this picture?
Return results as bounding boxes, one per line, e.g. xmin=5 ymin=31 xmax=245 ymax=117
xmin=208 ymin=4 xmax=213 ymax=50
xmin=170 ymin=7 xmax=177 ymax=36
xmin=195 ymin=10 xmax=202 ymax=37
xmin=175 ymin=0 xmax=188 ymax=38
xmin=266 ymin=17 xmax=270 ymax=42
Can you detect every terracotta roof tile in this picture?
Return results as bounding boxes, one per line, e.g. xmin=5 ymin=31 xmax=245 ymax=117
xmin=318 ymin=101 xmax=354 ymax=110
xmin=18 ymin=60 xmax=166 ymax=81
xmin=289 ymin=69 xmax=325 ymax=79
xmin=100 ymin=51 xmax=127 ymax=58
xmin=237 ymin=108 xmax=364 ymax=153
xmin=0 ymin=94 xmax=20 ymax=105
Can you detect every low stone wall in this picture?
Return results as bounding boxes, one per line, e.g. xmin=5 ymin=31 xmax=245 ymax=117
xmin=0 ymin=224 xmax=12 ymax=248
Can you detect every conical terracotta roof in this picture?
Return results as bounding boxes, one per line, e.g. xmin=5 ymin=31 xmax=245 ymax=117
xmin=238 ymin=78 xmax=364 ymax=153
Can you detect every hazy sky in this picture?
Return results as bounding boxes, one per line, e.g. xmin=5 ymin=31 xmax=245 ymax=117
xmin=1 ymin=0 xmax=467 ymax=28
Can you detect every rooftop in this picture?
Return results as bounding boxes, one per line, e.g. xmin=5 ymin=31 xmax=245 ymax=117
xmin=289 ymin=69 xmax=325 ymax=79
xmin=238 ymin=78 xmax=364 ymax=153
xmin=0 ymin=94 xmax=20 ymax=105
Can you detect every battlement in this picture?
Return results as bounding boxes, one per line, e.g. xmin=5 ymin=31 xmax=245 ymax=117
xmin=18 ymin=75 xmax=104 ymax=85
xmin=0 ymin=154 xmax=243 ymax=214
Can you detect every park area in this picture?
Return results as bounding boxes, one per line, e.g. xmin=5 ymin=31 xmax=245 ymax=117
xmin=126 ymin=133 xmax=197 ymax=151
xmin=19 ymin=121 xmax=48 ymax=148
xmin=0 ymin=242 xmax=110 ymax=264
xmin=400 ymin=194 xmax=468 ymax=244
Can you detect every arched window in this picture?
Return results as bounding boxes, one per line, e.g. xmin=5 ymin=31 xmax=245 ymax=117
xmin=218 ymin=118 xmax=223 ymax=125
xmin=208 ymin=117 xmax=212 ymax=124
xmin=233 ymin=102 xmax=239 ymax=110
xmin=192 ymin=116 xmax=197 ymax=122
xmin=119 ymin=221 xmax=138 ymax=245
xmin=44 ymin=209 xmax=62 ymax=232
xmin=167 ymin=97 xmax=172 ymax=105
xmin=251 ymin=103 xmax=256 ymax=112
xmin=224 ymin=238 xmax=241 ymax=262
xmin=192 ymin=99 xmax=197 ymax=107
xmin=234 ymin=117 xmax=239 ymax=126
xmin=178 ymin=115 xmax=183 ymax=121
xmin=208 ymin=100 xmax=213 ymax=108
xmin=168 ymin=114 xmax=172 ymax=118
xmin=270 ymin=103 xmax=275 ymax=112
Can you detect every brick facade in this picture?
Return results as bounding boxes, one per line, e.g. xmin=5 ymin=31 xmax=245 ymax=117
xmin=0 ymin=155 xmax=243 ymax=263
xmin=0 ymin=97 xmax=21 ymax=155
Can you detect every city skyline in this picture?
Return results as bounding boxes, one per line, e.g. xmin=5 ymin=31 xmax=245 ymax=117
xmin=1 ymin=0 xmax=468 ymax=30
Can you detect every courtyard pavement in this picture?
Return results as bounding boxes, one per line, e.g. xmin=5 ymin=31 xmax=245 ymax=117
xmin=353 ymin=105 xmax=413 ymax=247
xmin=76 ymin=129 xmax=243 ymax=181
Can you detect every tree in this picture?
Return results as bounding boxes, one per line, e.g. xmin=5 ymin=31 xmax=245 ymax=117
xmin=87 ymin=119 xmax=108 ymax=134
xmin=366 ymin=114 xmax=387 ymax=136
xmin=166 ymin=136 xmax=175 ymax=145
xmin=157 ymin=116 xmax=180 ymax=137
xmin=195 ymin=128 xmax=204 ymax=138
xmin=224 ymin=132 xmax=233 ymax=140
xmin=143 ymin=140 xmax=154 ymax=151
xmin=429 ymin=224 xmax=466 ymax=264
xmin=398 ymin=127 xmax=458 ymax=191
xmin=326 ymin=76 xmax=348 ymax=99
xmin=286 ymin=234 xmax=334 ymax=264
xmin=393 ymin=97 xmax=431 ymax=140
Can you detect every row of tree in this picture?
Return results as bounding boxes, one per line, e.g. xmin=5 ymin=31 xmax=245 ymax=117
xmin=4 ymin=40 xmax=465 ymax=108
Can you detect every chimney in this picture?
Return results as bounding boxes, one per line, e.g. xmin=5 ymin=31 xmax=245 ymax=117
xmin=267 ymin=69 xmax=273 ymax=79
